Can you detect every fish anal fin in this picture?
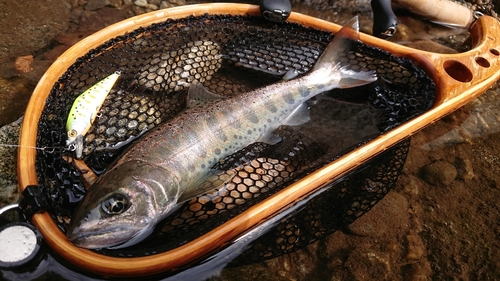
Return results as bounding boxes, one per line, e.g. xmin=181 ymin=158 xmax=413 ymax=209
xmin=257 ymin=131 xmax=283 ymax=145
xmin=282 ymin=103 xmax=310 ymax=126
xmin=256 ymin=103 xmax=310 ymax=145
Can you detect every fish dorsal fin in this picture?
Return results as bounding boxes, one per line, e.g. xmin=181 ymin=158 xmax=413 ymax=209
xmin=187 ymin=81 xmax=226 ymax=108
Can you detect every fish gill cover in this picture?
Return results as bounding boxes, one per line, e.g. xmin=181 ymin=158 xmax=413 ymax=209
xmin=34 ymin=14 xmax=434 ymax=261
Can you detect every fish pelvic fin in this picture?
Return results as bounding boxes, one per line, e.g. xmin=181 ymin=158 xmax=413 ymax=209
xmin=312 ymin=16 xmax=377 ymax=89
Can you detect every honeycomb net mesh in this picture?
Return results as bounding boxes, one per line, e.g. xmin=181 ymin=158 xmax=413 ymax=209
xmin=34 ymin=14 xmax=435 ymax=262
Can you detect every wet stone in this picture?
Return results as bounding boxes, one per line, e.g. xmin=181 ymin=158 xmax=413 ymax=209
xmin=85 ymin=0 xmax=110 ymax=10
xmin=0 ymin=0 xmax=71 ymax=76
xmin=345 ymin=248 xmax=391 ymax=281
xmin=405 ymin=231 xmax=426 ymax=260
xmin=0 ymin=77 xmax=34 ymax=126
xmin=347 ymin=191 xmax=409 ymax=238
xmin=455 ymin=157 xmax=474 ymax=181
xmin=396 ymin=174 xmax=420 ymax=196
xmin=0 ymin=117 xmax=22 ymax=205
xmin=419 ymin=161 xmax=457 ymax=186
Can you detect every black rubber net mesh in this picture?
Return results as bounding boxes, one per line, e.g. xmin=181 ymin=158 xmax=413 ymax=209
xmin=33 ymin=14 xmax=435 ymax=262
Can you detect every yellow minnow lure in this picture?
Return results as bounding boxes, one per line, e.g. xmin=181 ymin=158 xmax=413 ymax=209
xmin=66 ymin=71 xmax=121 ymax=158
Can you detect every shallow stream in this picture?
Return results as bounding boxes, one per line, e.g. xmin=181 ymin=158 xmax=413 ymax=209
xmin=0 ymin=1 xmax=499 ymax=280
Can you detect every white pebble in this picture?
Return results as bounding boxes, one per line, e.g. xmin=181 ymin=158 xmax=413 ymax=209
xmin=134 ymin=0 xmax=148 ymax=7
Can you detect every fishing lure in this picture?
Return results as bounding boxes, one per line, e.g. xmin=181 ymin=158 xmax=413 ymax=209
xmin=66 ymin=71 xmax=121 ymax=159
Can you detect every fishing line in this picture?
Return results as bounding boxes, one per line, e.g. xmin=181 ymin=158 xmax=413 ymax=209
xmin=0 ymin=143 xmax=71 ymax=153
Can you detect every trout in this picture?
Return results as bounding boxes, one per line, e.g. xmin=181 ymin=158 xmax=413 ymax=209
xmin=67 ymin=17 xmax=377 ymax=249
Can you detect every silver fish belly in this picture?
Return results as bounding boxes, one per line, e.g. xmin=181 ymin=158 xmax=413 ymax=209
xmin=67 ymin=16 xmax=377 ymax=249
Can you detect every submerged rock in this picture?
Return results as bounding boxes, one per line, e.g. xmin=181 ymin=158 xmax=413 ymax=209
xmin=419 ymin=161 xmax=457 ymax=186
xmin=0 ymin=0 xmax=71 ymax=77
xmin=0 ymin=117 xmax=22 ymax=205
xmin=0 ymin=77 xmax=33 ymax=126
xmin=345 ymin=248 xmax=391 ymax=281
xmin=347 ymin=191 xmax=410 ymax=237
xmin=455 ymin=157 xmax=474 ymax=181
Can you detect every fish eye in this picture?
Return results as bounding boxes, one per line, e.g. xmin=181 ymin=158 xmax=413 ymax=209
xmin=101 ymin=193 xmax=130 ymax=215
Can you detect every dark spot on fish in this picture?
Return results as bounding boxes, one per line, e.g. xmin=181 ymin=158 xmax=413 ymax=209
xmin=214 ymin=148 xmax=221 ymax=155
xmin=234 ymin=134 xmax=238 ymax=139
xmin=246 ymin=111 xmax=259 ymax=124
xmin=231 ymin=118 xmax=241 ymax=129
xmin=201 ymin=164 xmax=206 ymax=169
xmin=247 ymin=130 xmax=252 ymax=135
xmin=299 ymin=85 xmax=311 ymax=96
xmin=266 ymin=103 xmax=278 ymax=113
xmin=267 ymin=119 xmax=272 ymax=123
xmin=283 ymin=93 xmax=295 ymax=104
xmin=206 ymin=115 xmax=220 ymax=129
xmin=218 ymin=131 xmax=228 ymax=142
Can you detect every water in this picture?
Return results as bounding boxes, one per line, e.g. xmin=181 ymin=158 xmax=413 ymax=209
xmin=1 ymin=1 xmax=500 ymax=280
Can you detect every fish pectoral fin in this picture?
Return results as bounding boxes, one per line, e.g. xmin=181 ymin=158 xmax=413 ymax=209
xmin=178 ymin=169 xmax=236 ymax=202
xmin=187 ymin=81 xmax=227 ymax=108
xmin=214 ymin=142 xmax=272 ymax=171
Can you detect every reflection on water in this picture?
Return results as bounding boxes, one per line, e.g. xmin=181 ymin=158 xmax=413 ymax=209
xmin=421 ymin=87 xmax=500 ymax=150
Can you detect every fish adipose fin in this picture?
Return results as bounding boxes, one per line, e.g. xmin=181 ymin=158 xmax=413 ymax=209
xmin=187 ymin=81 xmax=227 ymax=108
xmin=311 ymin=16 xmax=377 ymax=90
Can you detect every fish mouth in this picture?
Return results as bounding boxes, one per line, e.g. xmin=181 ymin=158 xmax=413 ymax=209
xmin=67 ymin=226 xmax=143 ymax=249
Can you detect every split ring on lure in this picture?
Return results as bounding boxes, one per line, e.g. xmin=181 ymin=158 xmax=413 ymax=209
xmin=66 ymin=71 xmax=121 ymax=159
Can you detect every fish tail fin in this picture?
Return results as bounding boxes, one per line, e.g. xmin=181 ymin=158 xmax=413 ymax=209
xmin=313 ymin=16 xmax=377 ymax=89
